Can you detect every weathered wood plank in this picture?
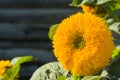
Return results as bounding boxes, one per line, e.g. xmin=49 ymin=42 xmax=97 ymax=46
xmin=0 ymin=41 xmax=52 ymax=49
xmin=0 ymin=30 xmax=48 ymax=40
xmin=0 ymin=49 xmax=56 ymax=63
xmin=0 ymin=9 xmax=80 ymax=23
xmin=0 ymin=23 xmax=51 ymax=40
xmin=0 ymin=0 xmax=72 ymax=8
xmin=0 ymin=23 xmax=51 ymax=28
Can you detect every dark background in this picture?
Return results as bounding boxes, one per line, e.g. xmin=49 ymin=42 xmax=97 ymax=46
xmin=0 ymin=0 xmax=80 ymax=80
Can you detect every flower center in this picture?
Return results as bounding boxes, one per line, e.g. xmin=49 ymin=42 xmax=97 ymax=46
xmin=72 ymin=34 xmax=85 ymax=49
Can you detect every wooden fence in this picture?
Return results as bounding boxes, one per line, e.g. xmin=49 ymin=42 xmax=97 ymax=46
xmin=0 ymin=0 xmax=81 ymax=80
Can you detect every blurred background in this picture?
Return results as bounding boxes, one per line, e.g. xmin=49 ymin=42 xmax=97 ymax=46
xmin=0 ymin=0 xmax=80 ymax=80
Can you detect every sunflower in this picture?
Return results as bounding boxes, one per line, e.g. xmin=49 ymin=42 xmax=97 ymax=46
xmin=52 ymin=12 xmax=114 ymax=76
xmin=0 ymin=60 xmax=12 ymax=78
xmin=81 ymin=5 xmax=98 ymax=14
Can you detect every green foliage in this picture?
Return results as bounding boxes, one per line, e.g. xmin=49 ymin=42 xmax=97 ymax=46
xmin=70 ymin=0 xmax=116 ymax=7
xmin=14 ymin=56 xmax=33 ymax=65
xmin=107 ymin=55 xmax=120 ymax=79
xmin=107 ymin=8 xmax=120 ymax=28
xmin=2 ymin=56 xmax=34 ymax=80
xmin=56 ymin=76 xmax=66 ymax=80
xmin=109 ymin=21 xmax=120 ymax=34
xmin=70 ymin=75 xmax=81 ymax=80
xmin=48 ymin=24 xmax=59 ymax=40
xmin=70 ymin=0 xmax=120 ymax=19
xmin=109 ymin=0 xmax=120 ymax=11
xmin=112 ymin=46 xmax=120 ymax=58
xmin=30 ymin=62 xmax=69 ymax=80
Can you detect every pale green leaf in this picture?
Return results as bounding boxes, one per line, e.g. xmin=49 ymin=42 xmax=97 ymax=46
xmin=56 ymin=76 xmax=66 ymax=80
xmin=11 ymin=57 xmax=22 ymax=65
xmin=100 ymin=70 xmax=109 ymax=77
xmin=30 ymin=62 xmax=69 ymax=80
xmin=109 ymin=22 xmax=120 ymax=34
xmin=48 ymin=24 xmax=59 ymax=40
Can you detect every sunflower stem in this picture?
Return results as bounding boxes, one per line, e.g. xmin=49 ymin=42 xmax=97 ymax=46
xmin=71 ymin=75 xmax=82 ymax=80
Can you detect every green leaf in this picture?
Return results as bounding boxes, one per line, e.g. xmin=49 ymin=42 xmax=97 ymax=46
xmin=70 ymin=0 xmax=115 ymax=7
xmin=13 ymin=55 xmax=34 ymax=65
xmin=70 ymin=0 xmax=83 ymax=7
xmin=107 ymin=55 xmax=120 ymax=79
xmin=56 ymin=76 xmax=66 ymax=80
xmin=70 ymin=75 xmax=82 ymax=80
xmin=109 ymin=0 xmax=120 ymax=11
xmin=3 ymin=56 xmax=34 ymax=80
xmin=30 ymin=62 xmax=69 ymax=80
xmin=107 ymin=9 xmax=120 ymax=23
xmin=70 ymin=0 xmax=120 ymax=18
xmin=112 ymin=46 xmax=120 ymax=58
xmin=48 ymin=24 xmax=59 ymax=40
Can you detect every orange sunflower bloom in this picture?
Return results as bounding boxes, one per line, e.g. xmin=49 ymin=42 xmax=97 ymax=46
xmin=81 ymin=5 xmax=98 ymax=14
xmin=52 ymin=12 xmax=114 ymax=76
